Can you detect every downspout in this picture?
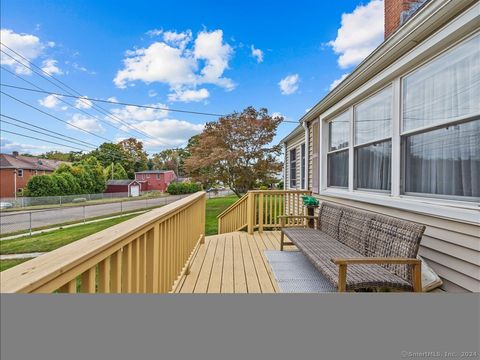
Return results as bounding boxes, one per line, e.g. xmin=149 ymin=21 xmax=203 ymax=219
xmin=283 ymin=142 xmax=287 ymax=190
xmin=302 ymin=121 xmax=309 ymax=190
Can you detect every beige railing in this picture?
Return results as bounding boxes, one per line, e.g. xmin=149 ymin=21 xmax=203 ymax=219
xmin=1 ymin=192 xmax=206 ymax=294
xmin=217 ymin=190 xmax=311 ymax=234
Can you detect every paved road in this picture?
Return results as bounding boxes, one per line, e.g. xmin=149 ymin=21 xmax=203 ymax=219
xmin=0 ymin=191 xmax=233 ymax=235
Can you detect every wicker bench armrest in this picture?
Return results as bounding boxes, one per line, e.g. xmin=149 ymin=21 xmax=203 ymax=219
xmin=331 ymin=257 xmax=422 ymax=293
xmin=279 ymin=215 xmax=317 ymax=228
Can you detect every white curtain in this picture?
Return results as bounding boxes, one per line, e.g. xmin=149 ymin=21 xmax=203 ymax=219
xmin=355 ymin=141 xmax=392 ymax=190
xmin=403 ymin=35 xmax=480 ymax=131
xmin=404 ymin=120 xmax=480 ymax=198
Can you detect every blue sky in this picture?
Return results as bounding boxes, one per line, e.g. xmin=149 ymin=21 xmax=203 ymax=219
xmin=0 ymin=0 xmax=385 ymax=155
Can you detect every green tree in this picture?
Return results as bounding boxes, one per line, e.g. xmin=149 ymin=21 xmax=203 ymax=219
xmin=150 ymin=148 xmax=189 ymax=176
xmin=26 ymin=175 xmax=60 ymax=197
xmin=104 ymin=163 xmax=129 ymax=180
xmin=118 ymin=138 xmax=148 ymax=178
xmin=89 ymin=142 xmax=126 ymax=167
xmin=184 ymin=107 xmax=282 ymax=197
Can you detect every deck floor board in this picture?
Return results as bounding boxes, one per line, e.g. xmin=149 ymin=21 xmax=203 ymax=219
xmin=178 ymin=231 xmax=283 ymax=294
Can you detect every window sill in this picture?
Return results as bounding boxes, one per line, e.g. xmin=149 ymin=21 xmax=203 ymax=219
xmin=318 ymin=188 xmax=479 ymax=224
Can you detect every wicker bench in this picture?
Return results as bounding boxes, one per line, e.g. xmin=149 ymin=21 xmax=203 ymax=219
xmin=279 ymin=202 xmax=425 ymax=292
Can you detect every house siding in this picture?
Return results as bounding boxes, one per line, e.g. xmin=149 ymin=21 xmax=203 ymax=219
xmin=282 ymin=2 xmax=480 ymax=292
xmin=285 ymin=132 xmax=305 ymax=190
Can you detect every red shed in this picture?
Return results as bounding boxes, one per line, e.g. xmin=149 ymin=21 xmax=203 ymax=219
xmin=135 ymin=170 xmax=176 ymax=192
xmin=105 ymin=179 xmax=142 ymax=197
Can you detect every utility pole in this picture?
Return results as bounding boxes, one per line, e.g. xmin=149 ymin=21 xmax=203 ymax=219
xmin=111 ymin=162 xmax=114 ymax=180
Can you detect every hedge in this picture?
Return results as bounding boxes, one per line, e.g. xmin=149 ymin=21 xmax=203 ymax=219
xmin=166 ymin=182 xmax=202 ymax=195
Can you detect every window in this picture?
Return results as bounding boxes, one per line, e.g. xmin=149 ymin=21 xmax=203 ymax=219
xmin=289 ymin=149 xmax=297 ymax=188
xmin=401 ymin=34 xmax=480 ymax=201
xmin=156 ymin=174 xmax=161 ymax=180
xmin=327 ymin=112 xmax=349 ymax=187
xmin=301 ymin=143 xmax=306 ymax=189
xmin=354 ymin=87 xmax=392 ymax=191
xmin=17 ymin=169 xmax=23 ymax=177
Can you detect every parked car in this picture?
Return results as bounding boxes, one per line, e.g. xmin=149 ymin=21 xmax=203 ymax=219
xmin=0 ymin=202 xmax=13 ymax=209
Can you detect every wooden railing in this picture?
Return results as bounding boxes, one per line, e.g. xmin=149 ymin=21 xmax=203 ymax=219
xmin=217 ymin=190 xmax=311 ymax=234
xmin=1 ymin=192 xmax=206 ymax=294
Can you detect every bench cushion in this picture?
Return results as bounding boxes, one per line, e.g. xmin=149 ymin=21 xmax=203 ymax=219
xmin=282 ymin=228 xmax=413 ymax=291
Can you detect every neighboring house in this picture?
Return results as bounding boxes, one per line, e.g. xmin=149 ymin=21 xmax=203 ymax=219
xmin=105 ymin=179 xmax=142 ymax=197
xmin=134 ymin=170 xmax=176 ymax=192
xmin=0 ymin=151 xmax=69 ymax=198
xmin=281 ymin=0 xmax=479 ymax=292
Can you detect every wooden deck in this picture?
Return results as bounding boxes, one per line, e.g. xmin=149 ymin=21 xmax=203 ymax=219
xmin=176 ymin=231 xmax=290 ymax=293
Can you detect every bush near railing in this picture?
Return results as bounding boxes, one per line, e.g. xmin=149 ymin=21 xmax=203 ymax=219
xmin=167 ymin=182 xmax=202 ymax=195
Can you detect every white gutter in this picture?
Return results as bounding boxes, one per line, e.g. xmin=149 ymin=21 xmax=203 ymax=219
xmin=302 ymin=121 xmax=309 ymax=190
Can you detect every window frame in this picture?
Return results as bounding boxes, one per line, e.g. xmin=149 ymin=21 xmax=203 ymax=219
xmin=17 ymin=169 xmax=24 ymax=177
xmin=321 ymin=31 xmax=479 ymax=205
xmin=353 ymin=85 xmax=394 ymax=192
xmin=289 ymin=148 xmax=297 ymax=188
xmin=301 ymin=143 xmax=306 ymax=189
xmin=326 ymin=110 xmax=350 ymax=189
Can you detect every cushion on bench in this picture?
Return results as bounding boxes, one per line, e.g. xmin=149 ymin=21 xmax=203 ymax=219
xmin=282 ymin=227 xmax=413 ymax=291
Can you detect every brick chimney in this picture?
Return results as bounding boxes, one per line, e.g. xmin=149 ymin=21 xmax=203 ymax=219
xmin=384 ymin=0 xmax=427 ymax=38
xmin=12 ymin=151 xmax=19 ymax=157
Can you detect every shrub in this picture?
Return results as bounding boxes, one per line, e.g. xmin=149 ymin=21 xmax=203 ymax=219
xmin=26 ymin=175 xmax=60 ymax=197
xmin=167 ymin=182 xmax=202 ymax=195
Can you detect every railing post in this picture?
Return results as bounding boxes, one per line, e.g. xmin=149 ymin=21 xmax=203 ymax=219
xmin=247 ymin=192 xmax=254 ymax=235
xmin=258 ymin=192 xmax=264 ymax=233
xmin=146 ymin=225 xmax=160 ymax=293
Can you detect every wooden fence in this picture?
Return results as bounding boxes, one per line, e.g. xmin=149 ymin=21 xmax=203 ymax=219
xmin=217 ymin=190 xmax=311 ymax=234
xmin=1 ymin=192 xmax=206 ymax=294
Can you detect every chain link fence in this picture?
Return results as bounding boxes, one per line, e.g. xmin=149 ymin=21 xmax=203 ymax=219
xmin=0 ymin=190 xmax=233 ymax=237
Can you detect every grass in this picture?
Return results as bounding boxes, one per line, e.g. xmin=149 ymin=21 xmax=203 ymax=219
xmin=0 ymin=213 xmax=139 ymax=255
xmin=0 ymin=195 xmax=239 ymax=272
xmin=0 ymin=259 xmax=28 ymax=272
xmin=205 ymin=195 xmax=238 ymax=236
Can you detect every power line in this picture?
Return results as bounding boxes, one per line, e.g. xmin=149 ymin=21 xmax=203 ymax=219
xmin=0 ymin=118 xmax=96 ymax=150
xmin=0 ymin=65 xmax=153 ymax=139
xmin=0 ymin=83 xmax=301 ymax=124
xmin=0 ymin=113 xmax=97 ymax=149
xmin=0 ymin=50 xmax=158 ymax=139
xmin=1 ymin=129 xmax=88 ymax=151
xmin=1 ymin=90 xmax=112 ymax=142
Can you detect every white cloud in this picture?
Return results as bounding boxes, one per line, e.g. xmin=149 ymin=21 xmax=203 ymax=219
xmin=194 ymin=30 xmax=234 ymax=90
xmin=109 ymin=102 xmax=203 ymax=149
xmin=163 ymin=30 xmax=192 ymax=50
xmin=279 ymin=74 xmax=300 ymax=95
xmin=72 ymin=62 xmax=96 ymax=75
xmin=168 ymin=88 xmax=209 ymax=102
xmin=328 ymin=0 xmax=384 ymax=69
xmin=251 ymin=45 xmax=264 ymax=63
xmin=114 ymin=29 xmax=234 ymax=101
xmin=38 ymin=94 xmax=62 ymax=109
xmin=107 ymin=96 xmax=118 ymax=103
xmin=1 ymin=29 xmax=45 ymax=74
xmin=329 ymin=73 xmax=350 ymax=90
xmin=148 ymin=89 xmax=158 ymax=98
xmin=0 ymin=138 xmax=65 ymax=154
xmin=67 ymin=114 xmax=104 ymax=133
xmin=146 ymin=28 xmax=163 ymax=37
xmin=41 ymin=59 xmax=62 ymax=75
xmin=75 ymin=96 xmax=93 ymax=109
xmin=110 ymin=103 xmax=169 ymax=123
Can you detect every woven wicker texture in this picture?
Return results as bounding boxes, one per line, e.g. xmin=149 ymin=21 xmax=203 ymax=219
xmin=338 ymin=207 xmax=370 ymax=254
xmin=317 ymin=202 xmax=342 ymax=240
xmin=364 ymin=214 xmax=425 ymax=282
xmin=282 ymin=228 xmax=413 ymax=291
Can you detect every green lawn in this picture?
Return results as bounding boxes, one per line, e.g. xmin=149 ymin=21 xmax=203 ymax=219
xmin=0 ymin=213 xmax=139 ymax=255
xmin=0 ymin=259 xmax=28 ymax=272
xmin=205 ymin=195 xmax=238 ymax=235
xmin=0 ymin=195 xmax=239 ymax=272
